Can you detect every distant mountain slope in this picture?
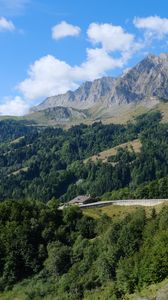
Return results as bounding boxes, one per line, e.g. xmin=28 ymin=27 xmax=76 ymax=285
xmin=2 ymin=101 xmax=168 ymax=127
xmin=25 ymin=106 xmax=88 ymax=127
xmin=31 ymin=53 xmax=168 ymax=113
xmin=25 ymin=102 xmax=168 ymax=127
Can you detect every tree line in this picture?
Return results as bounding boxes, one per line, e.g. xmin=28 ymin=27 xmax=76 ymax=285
xmin=0 ymin=111 xmax=167 ymax=202
xmin=0 ymin=199 xmax=168 ymax=299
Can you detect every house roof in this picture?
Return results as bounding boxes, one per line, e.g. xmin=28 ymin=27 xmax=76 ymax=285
xmin=69 ymin=195 xmax=91 ymax=204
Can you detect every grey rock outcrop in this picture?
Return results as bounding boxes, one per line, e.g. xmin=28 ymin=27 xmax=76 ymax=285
xmin=107 ymin=53 xmax=168 ymax=105
xmin=30 ymin=53 xmax=168 ymax=113
xmin=31 ymin=77 xmax=115 ymax=112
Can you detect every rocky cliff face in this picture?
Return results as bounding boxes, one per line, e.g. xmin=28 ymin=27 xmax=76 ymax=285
xmin=41 ymin=106 xmax=87 ymax=122
xmin=31 ymin=53 xmax=168 ymax=113
xmin=31 ymin=77 xmax=115 ymax=112
xmin=107 ymin=53 xmax=168 ymax=105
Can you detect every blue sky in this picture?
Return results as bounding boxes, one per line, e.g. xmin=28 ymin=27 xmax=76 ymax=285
xmin=0 ymin=0 xmax=168 ymax=115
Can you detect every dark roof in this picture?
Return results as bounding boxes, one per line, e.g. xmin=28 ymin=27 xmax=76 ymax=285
xmin=69 ymin=195 xmax=91 ymax=204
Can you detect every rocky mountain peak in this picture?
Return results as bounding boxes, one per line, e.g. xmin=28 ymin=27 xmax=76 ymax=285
xmin=31 ymin=76 xmax=115 ymax=112
xmin=30 ymin=53 xmax=168 ymax=113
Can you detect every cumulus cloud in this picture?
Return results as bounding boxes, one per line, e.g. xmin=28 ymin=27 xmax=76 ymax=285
xmin=52 ymin=21 xmax=81 ymax=40
xmin=87 ymin=22 xmax=134 ymax=52
xmin=0 ymin=96 xmax=29 ymax=116
xmin=18 ymin=55 xmax=78 ymax=99
xmin=18 ymin=22 xmax=142 ymax=102
xmin=1 ymin=17 xmax=167 ymax=116
xmin=134 ymin=16 xmax=168 ymax=39
xmin=17 ymin=49 xmax=133 ymax=100
xmin=73 ymin=48 xmax=126 ymax=81
xmin=0 ymin=16 xmax=15 ymax=31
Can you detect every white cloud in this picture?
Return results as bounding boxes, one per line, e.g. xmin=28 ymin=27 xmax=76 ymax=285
xmin=87 ymin=22 xmax=134 ymax=52
xmin=17 ymin=49 xmax=133 ymax=100
xmin=0 ymin=96 xmax=29 ymax=116
xmin=134 ymin=16 xmax=168 ymax=39
xmin=1 ymin=17 xmax=167 ymax=116
xmin=18 ymin=55 xmax=78 ymax=99
xmin=73 ymin=48 xmax=126 ymax=81
xmin=0 ymin=16 xmax=15 ymax=31
xmin=52 ymin=21 xmax=81 ymax=40
xmin=18 ymin=22 xmax=142 ymax=102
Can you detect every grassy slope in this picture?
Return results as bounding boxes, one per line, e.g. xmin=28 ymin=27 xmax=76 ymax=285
xmin=83 ymin=202 xmax=168 ymax=220
xmin=1 ymin=101 xmax=168 ymax=127
xmin=24 ymin=102 xmax=155 ymax=127
xmin=84 ymin=139 xmax=141 ymax=164
xmin=100 ymin=102 xmax=168 ymax=125
xmin=9 ymin=136 xmax=25 ymax=145
xmin=9 ymin=167 xmax=29 ymax=176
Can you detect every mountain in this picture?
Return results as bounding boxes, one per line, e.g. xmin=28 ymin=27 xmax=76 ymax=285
xmin=31 ymin=77 xmax=115 ymax=112
xmin=107 ymin=53 xmax=168 ymax=105
xmin=1 ymin=106 xmax=168 ymax=300
xmin=31 ymin=53 xmax=168 ymax=114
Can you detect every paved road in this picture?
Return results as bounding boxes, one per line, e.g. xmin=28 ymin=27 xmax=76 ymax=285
xmin=79 ymin=199 xmax=168 ymax=208
xmin=59 ymin=199 xmax=168 ymax=210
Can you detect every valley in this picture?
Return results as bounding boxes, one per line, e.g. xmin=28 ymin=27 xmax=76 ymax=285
xmin=1 ymin=0 xmax=168 ymax=298
xmin=0 ymin=55 xmax=168 ymax=300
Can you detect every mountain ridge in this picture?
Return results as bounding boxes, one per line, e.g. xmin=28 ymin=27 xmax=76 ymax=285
xmin=30 ymin=76 xmax=115 ymax=112
xmin=30 ymin=53 xmax=168 ymax=114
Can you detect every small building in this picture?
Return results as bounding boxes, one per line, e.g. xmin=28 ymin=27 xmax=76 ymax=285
xmin=68 ymin=195 xmax=93 ymax=206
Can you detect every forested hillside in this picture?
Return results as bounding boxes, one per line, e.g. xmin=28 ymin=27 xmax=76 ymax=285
xmin=0 ymin=200 xmax=168 ymax=299
xmin=0 ymin=112 xmax=168 ymax=299
xmin=0 ymin=111 xmax=168 ymax=201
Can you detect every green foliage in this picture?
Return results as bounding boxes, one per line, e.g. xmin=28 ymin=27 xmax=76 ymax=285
xmin=0 ymin=112 xmax=167 ymax=202
xmin=0 ymin=117 xmax=138 ymax=201
xmin=0 ymin=201 xmax=168 ymax=299
xmin=102 ymin=175 xmax=168 ymax=200
xmin=0 ymin=119 xmax=36 ymax=143
xmin=1 ymin=112 xmax=168 ymax=298
xmin=45 ymin=241 xmax=71 ymax=275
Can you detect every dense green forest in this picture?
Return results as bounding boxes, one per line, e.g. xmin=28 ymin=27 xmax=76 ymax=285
xmin=0 ymin=199 xmax=168 ymax=299
xmin=0 ymin=112 xmax=168 ymax=299
xmin=0 ymin=111 xmax=168 ymax=202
